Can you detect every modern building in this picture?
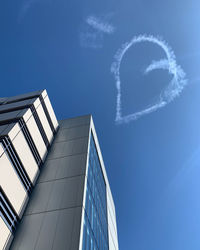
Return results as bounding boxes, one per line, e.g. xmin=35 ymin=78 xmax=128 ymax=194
xmin=0 ymin=90 xmax=119 ymax=250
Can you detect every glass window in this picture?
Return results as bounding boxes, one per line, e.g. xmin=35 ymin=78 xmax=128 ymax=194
xmin=82 ymin=133 xmax=108 ymax=249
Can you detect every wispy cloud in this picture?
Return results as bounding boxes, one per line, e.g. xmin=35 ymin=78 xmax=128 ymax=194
xmin=80 ymin=31 xmax=103 ymax=49
xmin=86 ymin=15 xmax=115 ymax=34
xmin=111 ymin=34 xmax=187 ymax=124
xmin=80 ymin=14 xmax=115 ymax=49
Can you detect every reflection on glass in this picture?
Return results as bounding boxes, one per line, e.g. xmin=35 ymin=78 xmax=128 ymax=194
xmin=82 ymin=134 xmax=108 ymax=250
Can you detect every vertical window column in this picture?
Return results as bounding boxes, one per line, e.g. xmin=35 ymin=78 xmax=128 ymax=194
xmin=19 ymin=118 xmax=42 ymax=167
xmin=0 ymin=137 xmax=33 ymax=194
xmin=39 ymin=96 xmax=56 ymax=134
xmin=30 ymin=105 xmax=49 ymax=148
xmin=82 ymin=134 xmax=108 ymax=250
xmin=0 ymin=187 xmax=19 ymax=233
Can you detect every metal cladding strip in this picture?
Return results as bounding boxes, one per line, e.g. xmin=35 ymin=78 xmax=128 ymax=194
xmin=0 ymin=98 xmax=37 ymax=115
xmin=30 ymin=105 xmax=49 ymax=148
xmin=33 ymin=97 xmax=53 ymax=144
xmin=1 ymin=137 xmax=33 ymax=194
xmin=18 ymin=118 xmax=42 ymax=167
xmin=39 ymin=95 xmax=56 ymax=134
xmin=23 ymin=109 xmax=47 ymax=161
xmin=41 ymin=90 xmax=59 ymax=131
xmin=4 ymin=137 xmax=31 ymax=191
xmin=0 ymin=187 xmax=19 ymax=233
xmin=1 ymin=90 xmax=42 ymax=105
xmin=8 ymin=123 xmax=39 ymax=184
xmin=0 ymin=212 xmax=12 ymax=250
xmin=0 ymin=143 xmax=28 ymax=219
xmin=0 ymin=200 xmax=17 ymax=232
xmin=0 ymin=110 xmax=46 ymax=165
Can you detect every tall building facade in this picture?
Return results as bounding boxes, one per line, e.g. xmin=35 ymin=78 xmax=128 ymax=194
xmin=0 ymin=90 xmax=119 ymax=250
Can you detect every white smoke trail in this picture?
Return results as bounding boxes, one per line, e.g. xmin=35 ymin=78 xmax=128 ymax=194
xmin=144 ymin=59 xmax=169 ymax=73
xmin=111 ymin=35 xmax=187 ymax=124
xmin=86 ymin=15 xmax=115 ymax=34
xmin=80 ymin=15 xmax=115 ymax=49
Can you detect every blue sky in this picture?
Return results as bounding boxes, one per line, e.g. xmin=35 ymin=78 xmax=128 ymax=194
xmin=1 ymin=0 xmax=200 ymax=249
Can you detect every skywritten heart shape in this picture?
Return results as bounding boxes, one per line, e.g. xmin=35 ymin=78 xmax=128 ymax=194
xmin=111 ymin=35 xmax=187 ymax=124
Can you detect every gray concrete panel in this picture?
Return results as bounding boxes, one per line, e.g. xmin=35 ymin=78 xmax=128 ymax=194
xmin=10 ymin=213 xmax=43 ymax=250
xmin=25 ymin=175 xmax=85 ymax=215
xmin=54 ymin=125 xmax=90 ymax=143
xmin=56 ymin=154 xmax=87 ymax=178
xmin=48 ymin=140 xmax=74 ymax=159
xmin=38 ymin=158 xmax=59 ymax=183
xmin=48 ymin=137 xmax=88 ymax=160
xmin=25 ymin=181 xmax=52 ymax=215
xmin=70 ymin=207 xmax=83 ymax=250
xmin=58 ymin=176 xmax=85 ymax=209
xmin=72 ymin=137 xmax=89 ymax=155
xmin=34 ymin=211 xmax=59 ymax=250
xmin=59 ymin=115 xmax=91 ymax=129
xmin=11 ymin=207 xmax=82 ymax=250
xmin=38 ymin=154 xmax=87 ymax=183
xmin=52 ymin=207 xmax=82 ymax=250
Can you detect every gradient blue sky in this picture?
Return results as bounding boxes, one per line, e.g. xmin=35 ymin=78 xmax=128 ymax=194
xmin=1 ymin=0 xmax=200 ymax=249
